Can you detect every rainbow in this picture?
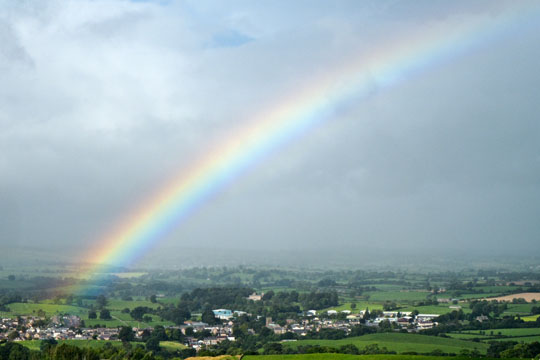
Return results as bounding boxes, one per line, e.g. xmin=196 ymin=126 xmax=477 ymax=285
xmin=77 ymin=3 xmax=539 ymax=289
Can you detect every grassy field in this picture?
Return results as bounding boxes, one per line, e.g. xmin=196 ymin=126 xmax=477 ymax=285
xmin=460 ymin=327 xmax=540 ymax=336
xmin=282 ymin=333 xmax=488 ymax=354
xmin=101 ymin=299 xmax=161 ymax=310
xmin=398 ymin=304 xmax=470 ymax=315
xmin=447 ymin=328 xmax=540 ymax=343
xmin=244 ymin=355 xmax=484 ymax=360
xmin=487 ymin=335 xmax=540 ymax=343
xmin=324 ymin=302 xmax=383 ymax=312
xmin=160 ymin=341 xmax=188 ymax=351
xmin=503 ymin=304 xmax=536 ymax=315
xmin=446 ymin=333 xmax=489 ymax=340
xmin=1 ymin=303 xmax=88 ymax=317
xmin=522 ymin=314 xmax=540 ymax=322
xmin=363 ymin=291 xmax=429 ymax=302
xmin=84 ymin=310 xmax=175 ymax=328
xmin=20 ymin=340 xmax=124 ymax=351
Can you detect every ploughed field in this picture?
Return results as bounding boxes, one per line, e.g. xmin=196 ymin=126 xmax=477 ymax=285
xmin=483 ymin=292 xmax=540 ymax=302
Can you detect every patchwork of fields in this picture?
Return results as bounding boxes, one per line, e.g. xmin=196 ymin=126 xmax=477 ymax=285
xmin=0 ymin=298 xmax=174 ymax=328
xmin=447 ymin=327 xmax=540 ymax=344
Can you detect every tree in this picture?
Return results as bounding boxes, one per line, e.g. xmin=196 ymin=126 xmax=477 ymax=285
xmin=262 ymin=291 xmax=275 ymax=301
xmin=363 ymin=308 xmax=370 ymax=321
xmin=145 ymin=337 xmax=160 ymax=352
xmin=40 ymin=338 xmax=58 ymax=352
xmin=96 ymin=295 xmax=107 ymax=309
xmin=350 ymin=303 xmax=357 ymax=310
xmin=202 ymin=308 xmax=218 ymax=325
xmin=88 ymin=310 xmax=97 ymax=319
xmin=8 ymin=330 xmax=19 ymax=341
xmin=2 ymin=342 xmax=29 ymax=360
xmin=7 ymin=275 xmax=15 ymax=281
xmin=99 ymin=309 xmax=111 ymax=320
xmin=118 ymin=326 xmax=134 ymax=342
xmin=263 ymin=342 xmax=283 ymax=355
xmin=150 ymin=294 xmax=157 ymax=303
xmin=131 ymin=306 xmax=151 ymax=321
xmin=152 ymin=325 xmax=168 ymax=341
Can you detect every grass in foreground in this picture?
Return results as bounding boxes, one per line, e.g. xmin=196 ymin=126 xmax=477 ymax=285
xmin=244 ymin=355 xmax=486 ymax=360
xmin=283 ymin=333 xmax=488 ymax=354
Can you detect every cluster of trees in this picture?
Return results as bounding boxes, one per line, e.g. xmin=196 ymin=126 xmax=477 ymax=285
xmin=469 ymin=300 xmax=509 ymax=317
xmin=0 ymin=293 xmax=22 ymax=312
xmin=298 ymin=291 xmax=338 ymax=310
xmin=87 ymin=309 xmax=111 ymax=320
xmin=488 ymin=341 xmax=540 ymax=358
xmin=0 ymin=341 xmax=163 ymax=360
xmin=179 ymin=287 xmax=253 ymax=311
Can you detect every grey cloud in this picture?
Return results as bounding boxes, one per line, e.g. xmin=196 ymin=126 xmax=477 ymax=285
xmin=1 ymin=0 xmax=539 ymax=263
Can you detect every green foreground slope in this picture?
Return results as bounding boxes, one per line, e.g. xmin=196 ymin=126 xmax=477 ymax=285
xmin=283 ymin=333 xmax=489 ymax=354
xmin=245 ymin=355 xmax=487 ymax=360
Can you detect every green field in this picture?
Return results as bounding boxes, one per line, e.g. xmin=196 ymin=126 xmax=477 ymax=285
xmin=503 ymin=304 xmax=536 ymax=315
xmin=446 ymin=333 xmax=488 ymax=340
xmin=20 ymin=340 xmax=124 ymax=351
xmin=102 ymin=299 xmax=161 ymax=310
xmin=487 ymin=335 xmax=540 ymax=343
xmin=244 ymin=355 xmax=484 ymax=360
xmin=363 ymin=291 xmax=430 ymax=302
xmin=399 ymin=304 xmax=469 ymax=315
xmin=522 ymin=314 xmax=540 ymax=322
xmin=1 ymin=303 xmax=88 ymax=317
xmin=460 ymin=327 xmax=540 ymax=336
xmin=160 ymin=341 xmax=188 ymax=351
xmin=324 ymin=302 xmax=383 ymax=312
xmin=283 ymin=333 xmax=488 ymax=354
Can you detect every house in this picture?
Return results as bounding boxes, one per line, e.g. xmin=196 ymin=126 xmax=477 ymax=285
xmin=417 ymin=321 xmax=434 ymax=329
xmin=416 ymin=314 xmax=439 ymax=321
xmin=247 ymin=293 xmax=263 ymax=301
xmin=476 ymin=315 xmax=489 ymax=322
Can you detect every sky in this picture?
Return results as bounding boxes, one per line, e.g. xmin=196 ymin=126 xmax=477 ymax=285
xmin=1 ymin=0 xmax=539 ymax=266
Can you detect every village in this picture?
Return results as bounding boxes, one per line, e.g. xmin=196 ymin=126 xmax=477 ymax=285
xmin=0 ymin=307 xmax=439 ymax=350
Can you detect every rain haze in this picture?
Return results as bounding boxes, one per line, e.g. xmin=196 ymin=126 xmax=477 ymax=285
xmin=1 ymin=0 xmax=539 ymax=268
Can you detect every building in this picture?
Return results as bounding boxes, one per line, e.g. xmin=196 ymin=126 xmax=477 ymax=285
xmin=247 ymin=293 xmax=263 ymax=301
xmin=212 ymin=309 xmax=233 ymax=320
